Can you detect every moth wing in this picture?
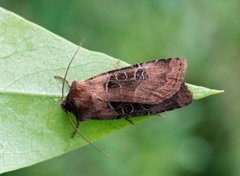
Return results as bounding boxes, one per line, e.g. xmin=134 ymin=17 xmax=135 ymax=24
xmin=109 ymin=83 xmax=193 ymax=119
xmin=87 ymin=58 xmax=187 ymax=104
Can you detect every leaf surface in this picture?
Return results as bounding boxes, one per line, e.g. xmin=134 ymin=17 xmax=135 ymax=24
xmin=0 ymin=7 xmax=223 ymax=173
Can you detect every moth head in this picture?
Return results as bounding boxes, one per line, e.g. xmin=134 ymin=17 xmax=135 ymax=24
xmin=60 ymin=98 xmax=69 ymax=112
xmin=61 ymin=81 xmax=91 ymax=114
xmin=60 ymin=81 xmax=77 ymax=112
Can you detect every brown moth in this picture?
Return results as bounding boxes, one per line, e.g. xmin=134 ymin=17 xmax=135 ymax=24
xmin=61 ymin=57 xmax=193 ymax=124
xmin=58 ymin=47 xmax=193 ymax=157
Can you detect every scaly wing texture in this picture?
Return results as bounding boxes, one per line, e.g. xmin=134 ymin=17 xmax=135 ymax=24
xmin=108 ymin=83 xmax=193 ymax=119
xmin=87 ymin=58 xmax=187 ymax=104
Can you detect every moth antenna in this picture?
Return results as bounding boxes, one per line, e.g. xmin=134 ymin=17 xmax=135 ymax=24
xmin=62 ymin=39 xmax=85 ymax=100
xmin=54 ymin=76 xmax=71 ymax=88
xmin=62 ymin=40 xmax=110 ymax=158
xmin=66 ymin=112 xmax=111 ymax=159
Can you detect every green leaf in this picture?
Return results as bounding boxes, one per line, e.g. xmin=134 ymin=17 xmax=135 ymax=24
xmin=0 ymin=7 xmax=223 ymax=174
xmin=187 ymin=84 xmax=224 ymax=100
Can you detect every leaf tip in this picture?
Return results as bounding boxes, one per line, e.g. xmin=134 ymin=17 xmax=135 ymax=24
xmin=186 ymin=84 xmax=224 ymax=100
xmin=211 ymin=89 xmax=224 ymax=94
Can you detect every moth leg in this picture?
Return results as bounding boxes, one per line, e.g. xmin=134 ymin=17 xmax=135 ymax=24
xmin=71 ymin=119 xmax=80 ymax=138
xmin=125 ymin=118 xmax=135 ymax=125
xmin=161 ymin=113 xmax=166 ymax=117
xmin=54 ymin=75 xmax=70 ymax=88
xmin=156 ymin=113 xmax=166 ymax=118
xmin=114 ymin=60 xmax=121 ymax=69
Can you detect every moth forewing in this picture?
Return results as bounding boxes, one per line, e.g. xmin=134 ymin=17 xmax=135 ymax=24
xmin=88 ymin=58 xmax=188 ymax=104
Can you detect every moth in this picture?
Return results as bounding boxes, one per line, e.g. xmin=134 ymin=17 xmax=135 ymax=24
xmin=57 ymin=46 xmax=193 ymax=156
xmin=61 ymin=58 xmax=193 ymax=123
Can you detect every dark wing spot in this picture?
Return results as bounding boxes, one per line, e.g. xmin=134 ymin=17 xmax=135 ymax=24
xmin=122 ymin=104 xmax=134 ymax=114
xmin=116 ymin=72 xmax=127 ymax=80
xmin=108 ymin=80 xmax=121 ymax=89
xmin=109 ymin=102 xmax=123 ymax=117
xmin=135 ymin=68 xmax=145 ymax=80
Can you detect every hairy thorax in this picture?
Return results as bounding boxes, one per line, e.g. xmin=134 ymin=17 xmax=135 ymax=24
xmin=61 ymin=80 xmax=116 ymax=121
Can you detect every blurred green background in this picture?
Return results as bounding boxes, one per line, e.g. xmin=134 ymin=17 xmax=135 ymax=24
xmin=1 ymin=0 xmax=238 ymax=176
